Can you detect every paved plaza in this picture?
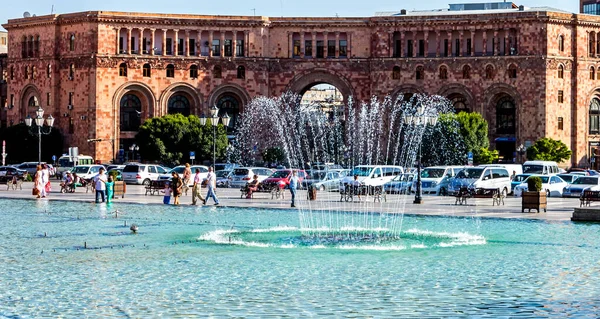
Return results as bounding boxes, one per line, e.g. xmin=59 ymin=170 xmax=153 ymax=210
xmin=0 ymin=182 xmax=582 ymax=222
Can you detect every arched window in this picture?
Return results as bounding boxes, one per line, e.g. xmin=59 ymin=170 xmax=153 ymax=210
xmin=24 ymin=66 xmax=29 ymax=80
xmin=558 ymin=35 xmax=565 ymax=52
xmin=28 ymin=96 xmax=39 ymax=107
xmin=21 ymin=36 xmax=27 ymax=58
xmin=485 ymin=65 xmax=494 ymax=80
xmin=462 ymin=65 xmax=471 ymax=79
xmin=69 ymin=34 xmax=75 ymax=51
xmin=119 ymin=63 xmax=127 ymax=77
xmin=439 ymin=66 xmax=448 ymax=79
xmin=166 ymin=64 xmax=175 ymax=78
xmin=167 ymin=94 xmax=191 ymax=116
xmin=591 ymin=66 xmax=596 ymax=80
xmin=190 ymin=65 xmax=198 ymax=78
xmin=392 ymin=66 xmax=401 ymax=80
xmin=558 ymin=65 xmax=564 ymax=79
xmin=28 ymin=36 xmax=34 ymax=57
xmin=34 ymin=36 xmax=40 ymax=57
xmin=237 ymin=65 xmax=245 ymax=79
xmin=590 ymin=98 xmax=600 ymax=134
xmin=47 ymin=64 xmax=52 ymax=78
xmin=448 ymin=93 xmax=470 ymax=113
xmin=143 ymin=64 xmax=151 ymax=77
xmin=415 ymin=66 xmax=424 ymax=80
xmin=216 ymin=94 xmax=241 ymax=130
xmin=120 ymin=94 xmax=142 ymax=131
xmin=508 ymin=64 xmax=517 ymax=79
xmin=32 ymin=66 xmax=36 ymax=79
xmin=496 ymin=97 xmax=516 ymax=135
xmin=69 ymin=63 xmax=75 ymax=79
xmin=213 ymin=65 xmax=222 ymax=79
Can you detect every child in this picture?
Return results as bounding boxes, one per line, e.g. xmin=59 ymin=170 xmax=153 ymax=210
xmin=105 ymin=176 xmax=115 ymax=203
xmin=162 ymin=182 xmax=172 ymax=205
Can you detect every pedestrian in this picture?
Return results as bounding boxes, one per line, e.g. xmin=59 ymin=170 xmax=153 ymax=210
xmin=33 ymin=165 xmax=43 ymax=198
xmin=105 ymin=176 xmax=114 ymax=203
xmin=510 ymin=170 xmax=516 ymax=181
xmin=182 ymin=163 xmax=192 ymax=196
xmin=162 ymin=182 xmax=172 ymax=205
xmin=41 ymin=163 xmax=50 ymax=198
xmin=191 ymin=168 xmax=206 ymax=205
xmin=289 ymin=170 xmax=299 ymax=207
xmin=93 ymin=167 xmax=107 ymax=203
xmin=205 ymin=166 xmax=219 ymax=205
xmin=171 ymin=172 xmax=183 ymax=205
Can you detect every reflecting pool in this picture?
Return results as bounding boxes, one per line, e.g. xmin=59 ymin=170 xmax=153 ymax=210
xmin=1 ymin=198 xmax=599 ymax=318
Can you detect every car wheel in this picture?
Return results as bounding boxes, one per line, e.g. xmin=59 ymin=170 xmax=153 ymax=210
xmin=143 ymin=179 xmax=151 ymax=186
xmin=319 ymin=185 xmax=325 ymax=191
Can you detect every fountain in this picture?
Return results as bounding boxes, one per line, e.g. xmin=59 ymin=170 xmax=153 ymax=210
xmin=235 ymin=92 xmax=462 ymax=241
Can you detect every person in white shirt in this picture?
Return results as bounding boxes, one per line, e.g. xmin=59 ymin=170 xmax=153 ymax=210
xmin=191 ymin=168 xmax=206 ymax=205
xmin=288 ymin=170 xmax=299 ymax=207
xmin=93 ymin=168 xmax=107 ymax=203
xmin=40 ymin=164 xmax=50 ymax=198
xmin=205 ymin=167 xmax=219 ymax=205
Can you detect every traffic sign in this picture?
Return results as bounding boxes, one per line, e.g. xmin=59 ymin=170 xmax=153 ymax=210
xmin=189 ymin=151 xmax=196 ymax=160
xmin=467 ymin=152 xmax=474 ymax=166
xmin=52 ymin=155 xmax=56 ymax=161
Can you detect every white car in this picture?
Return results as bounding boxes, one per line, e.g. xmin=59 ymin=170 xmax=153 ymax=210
xmin=71 ymin=165 xmax=106 ymax=180
xmin=513 ymin=175 xmax=568 ymax=197
xmin=122 ymin=163 xmax=170 ymax=185
xmin=229 ymin=167 xmax=274 ymax=188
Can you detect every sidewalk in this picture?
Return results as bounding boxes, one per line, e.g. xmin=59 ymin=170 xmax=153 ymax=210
xmin=0 ymin=182 xmax=581 ymax=221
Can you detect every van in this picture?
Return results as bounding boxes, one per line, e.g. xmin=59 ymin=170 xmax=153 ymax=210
xmin=522 ymin=161 xmax=560 ymax=175
xmin=122 ymin=163 xmax=169 ymax=185
xmin=447 ymin=166 xmax=512 ymax=196
xmin=341 ymin=165 xmax=404 ymax=186
xmin=57 ymin=155 xmax=94 ymax=177
xmin=481 ymin=164 xmax=523 ymax=177
xmin=414 ymin=166 xmax=465 ymax=195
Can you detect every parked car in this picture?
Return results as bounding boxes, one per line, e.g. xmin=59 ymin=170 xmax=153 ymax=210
xmin=523 ymin=161 xmax=560 ymax=175
xmin=384 ymin=173 xmax=415 ymax=194
xmin=306 ymin=170 xmax=343 ymax=191
xmin=15 ymin=162 xmax=43 ymax=176
xmin=447 ymin=166 xmax=511 ymax=196
xmin=511 ymin=174 xmax=533 ymax=193
xmin=556 ymin=173 xmax=581 ymax=184
xmin=229 ymin=167 xmax=274 ymax=188
xmin=261 ymin=169 xmax=307 ymax=189
xmin=513 ymin=175 xmax=568 ymax=197
xmin=215 ymin=170 xmax=232 ymax=188
xmin=71 ymin=165 xmax=106 ymax=180
xmin=157 ymin=165 xmax=208 ymax=186
xmin=341 ymin=165 xmax=404 ymax=186
xmin=0 ymin=166 xmax=28 ymax=182
xmin=57 ymin=155 xmax=94 ymax=178
xmin=566 ymin=168 xmax=599 ymax=176
xmin=122 ymin=164 xmax=169 ymax=185
xmin=412 ymin=166 xmax=464 ymax=195
xmin=214 ymin=163 xmax=239 ymax=172
xmin=562 ymin=176 xmax=600 ymax=198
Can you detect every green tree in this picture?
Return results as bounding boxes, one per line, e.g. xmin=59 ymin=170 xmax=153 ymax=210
xmin=421 ymin=113 xmax=466 ymax=166
xmin=455 ymin=111 xmax=489 ymax=153
xmin=0 ymin=124 xmax=64 ymax=164
xmin=262 ymin=147 xmax=286 ymax=166
xmin=474 ymin=147 xmax=499 ymax=164
xmin=526 ymin=138 xmax=572 ymax=163
xmin=135 ymin=114 xmax=228 ymax=166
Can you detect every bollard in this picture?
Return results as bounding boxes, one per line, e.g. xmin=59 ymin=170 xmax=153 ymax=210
xmin=124 ymin=221 xmax=127 ymax=227
xmin=84 ymin=242 xmax=87 ymax=249
xmin=44 ymin=232 xmax=47 ymax=237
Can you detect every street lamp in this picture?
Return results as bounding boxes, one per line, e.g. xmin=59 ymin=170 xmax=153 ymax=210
xmin=129 ymin=144 xmax=140 ymax=162
xmin=200 ymin=106 xmax=231 ymax=167
xmin=402 ymin=104 xmax=438 ymax=204
xmin=25 ymin=105 xmax=55 ymax=163
xmin=516 ymin=144 xmax=527 ymax=164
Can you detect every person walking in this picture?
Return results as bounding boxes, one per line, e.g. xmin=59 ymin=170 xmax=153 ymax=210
xmin=171 ymin=172 xmax=183 ymax=205
xmin=33 ymin=165 xmax=43 ymax=198
xmin=93 ymin=168 xmax=107 ymax=203
xmin=289 ymin=170 xmax=299 ymax=207
xmin=205 ymin=166 xmax=219 ymax=205
xmin=182 ymin=163 xmax=192 ymax=196
xmin=40 ymin=164 xmax=50 ymax=198
xmin=105 ymin=176 xmax=114 ymax=203
xmin=191 ymin=168 xmax=206 ymax=205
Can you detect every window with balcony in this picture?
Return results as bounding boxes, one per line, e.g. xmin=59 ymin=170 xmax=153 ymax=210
xmin=407 ymin=40 xmax=413 ymax=57
xmin=418 ymin=40 xmax=424 ymax=57
xmin=166 ymin=38 xmax=173 ymax=55
xmin=212 ymin=39 xmax=220 ymax=56
xmin=224 ymin=40 xmax=233 ymax=57
xmin=178 ymin=38 xmax=184 ymax=55
xmin=466 ymin=38 xmax=472 ymax=56
xmin=131 ymin=37 xmax=136 ymax=54
xmin=444 ymin=39 xmax=449 ymax=57
xmin=293 ymin=40 xmax=301 ymax=57
xmin=316 ymin=41 xmax=324 ymax=58
xmin=305 ymin=40 xmax=312 ymax=57
xmin=455 ymin=39 xmax=460 ymax=56
xmin=236 ymin=40 xmax=244 ymax=57
xmin=189 ymin=39 xmax=196 ymax=55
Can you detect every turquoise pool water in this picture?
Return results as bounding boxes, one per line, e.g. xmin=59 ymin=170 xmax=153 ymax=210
xmin=1 ymin=198 xmax=599 ymax=318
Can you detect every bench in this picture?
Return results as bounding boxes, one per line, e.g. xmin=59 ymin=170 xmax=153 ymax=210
xmin=472 ymin=188 xmax=505 ymax=206
xmin=145 ymin=180 xmax=166 ymax=196
xmin=580 ymin=190 xmax=600 ymax=207
xmin=0 ymin=176 xmax=24 ymax=191
xmin=340 ymin=184 xmax=386 ymax=203
xmin=240 ymin=183 xmax=285 ymax=200
xmin=454 ymin=187 xmax=471 ymax=205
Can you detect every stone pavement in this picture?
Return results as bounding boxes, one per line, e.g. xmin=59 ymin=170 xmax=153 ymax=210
xmin=0 ymin=182 xmax=583 ymax=222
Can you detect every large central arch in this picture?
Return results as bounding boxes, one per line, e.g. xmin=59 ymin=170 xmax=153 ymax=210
xmin=286 ymin=70 xmax=354 ymax=102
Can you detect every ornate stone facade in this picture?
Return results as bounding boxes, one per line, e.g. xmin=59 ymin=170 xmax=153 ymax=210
xmin=3 ymin=9 xmax=600 ymax=166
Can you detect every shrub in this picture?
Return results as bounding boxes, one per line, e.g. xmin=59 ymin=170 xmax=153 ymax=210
xmin=527 ymin=176 xmax=543 ymax=192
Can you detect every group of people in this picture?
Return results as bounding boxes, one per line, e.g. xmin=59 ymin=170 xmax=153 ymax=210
xmin=33 ymin=164 xmax=51 ymax=198
xmin=242 ymin=170 xmax=300 ymax=207
xmin=162 ymin=164 xmax=219 ymax=206
xmin=92 ymin=167 xmax=115 ymax=203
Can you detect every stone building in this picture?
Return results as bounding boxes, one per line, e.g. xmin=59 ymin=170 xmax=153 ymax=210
xmin=2 ymin=3 xmax=600 ymax=166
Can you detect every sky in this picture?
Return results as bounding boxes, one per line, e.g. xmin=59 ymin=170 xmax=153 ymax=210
xmin=0 ymin=0 xmax=579 ymax=31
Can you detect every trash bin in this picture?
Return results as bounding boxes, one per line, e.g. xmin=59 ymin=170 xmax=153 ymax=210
xmin=308 ymin=184 xmax=317 ymax=200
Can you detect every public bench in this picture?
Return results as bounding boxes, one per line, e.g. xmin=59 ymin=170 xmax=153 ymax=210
xmin=580 ymin=190 xmax=600 ymax=207
xmin=454 ymin=187 xmax=471 ymax=205
xmin=456 ymin=188 xmax=504 ymax=206
xmin=340 ymin=184 xmax=386 ymax=203
xmin=145 ymin=180 xmax=166 ymax=196
xmin=240 ymin=183 xmax=285 ymax=200
xmin=0 ymin=176 xmax=24 ymax=191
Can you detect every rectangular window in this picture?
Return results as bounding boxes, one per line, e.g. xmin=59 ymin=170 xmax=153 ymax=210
xmin=178 ymin=38 xmax=184 ymax=55
xmin=293 ymin=40 xmax=301 ymax=57
xmin=189 ymin=39 xmax=195 ymax=55
xmin=316 ymin=40 xmax=324 ymax=58
xmin=236 ymin=40 xmax=244 ymax=57
xmin=455 ymin=39 xmax=460 ymax=56
xmin=69 ymin=92 xmax=74 ymax=106
xmin=394 ymin=40 xmax=401 ymax=57
xmin=10 ymin=94 xmax=14 ymax=107
xmin=1 ymin=37 xmax=6 ymax=45
xmin=327 ymin=40 xmax=335 ymax=57
xmin=212 ymin=39 xmax=220 ymax=56
xmin=492 ymin=38 xmax=496 ymax=54
xmin=339 ymin=40 xmax=347 ymax=57
xmin=224 ymin=39 xmax=233 ymax=57
xmin=131 ymin=37 xmax=136 ymax=53
xmin=46 ymin=92 xmax=51 ymax=106
xmin=418 ymin=39 xmax=425 ymax=57
xmin=407 ymin=40 xmax=413 ymax=57
xmin=558 ymin=117 xmax=564 ymax=130
xmin=444 ymin=39 xmax=449 ymax=57
xmin=119 ymin=37 xmax=124 ymax=54
xmin=466 ymin=38 xmax=472 ymax=55
xmin=142 ymin=37 xmax=147 ymax=54
xmin=558 ymin=90 xmax=564 ymax=103
xmin=166 ymin=38 xmax=172 ymax=55
xmin=305 ymin=40 xmax=312 ymax=57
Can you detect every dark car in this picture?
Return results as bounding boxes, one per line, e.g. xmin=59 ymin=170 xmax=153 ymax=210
xmin=0 ymin=166 xmax=27 ymax=182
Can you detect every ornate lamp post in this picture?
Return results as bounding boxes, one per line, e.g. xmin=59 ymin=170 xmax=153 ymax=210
xmin=25 ymin=105 xmax=55 ymax=163
xmin=200 ymin=106 xmax=231 ymax=167
xmin=403 ymin=105 xmax=438 ymax=204
xmin=516 ymin=144 xmax=527 ymax=164
xmin=129 ymin=144 xmax=139 ymax=162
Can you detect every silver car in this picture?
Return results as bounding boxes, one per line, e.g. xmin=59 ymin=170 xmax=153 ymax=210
xmin=310 ymin=171 xmax=345 ymax=191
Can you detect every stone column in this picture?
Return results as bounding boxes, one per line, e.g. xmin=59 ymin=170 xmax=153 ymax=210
xmin=312 ymin=32 xmax=317 ymax=58
xmin=209 ymin=31 xmax=214 ymax=57
xmin=447 ymin=31 xmax=452 ymax=56
xmin=400 ymin=32 xmax=405 ymax=58
xmin=347 ymin=32 xmax=351 ymax=58
xmin=482 ymin=30 xmax=487 ymax=56
xmin=435 ymin=31 xmax=440 ymax=57
xmin=127 ymin=28 xmax=132 ymax=54
xmin=459 ymin=31 xmax=464 ymax=57
xmin=494 ymin=30 xmax=499 ymax=56
xmin=323 ymin=32 xmax=328 ymax=57
xmin=151 ymin=29 xmax=156 ymax=55
xmin=389 ymin=31 xmax=394 ymax=57
xmin=162 ymin=29 xmax=167 ymax=56
xmin=197 ymin=31 xmax=202 ymax=57
xmin=470 ymin=30 xmax=475 ymax=56
xmin=424 ymin=30 xmax=429 ymax=57
xmin=140 ymin=28 xmax=144 ymax=54
xmin=233 ymin=31 xmax=238 ymax=57
xmin=244 ymin=30 xmax=250 ymax=57
xmin=288 ymin=32 xmax=293 ymax=58
xmin=300 ymin=32 xmax=305 ymax=58
xmin=413 ymin=31 xmax=418 ymax=57
xmin=174 ymin=29 xmax=179 ymax=56
xmin=185 ymin=30 xmax=190 ymax=56
xmin=115 ymin=28 xmax=120 ymax=54
xmin=335 ymin=32 xmax=340 ymax=58
xmin=220 ymin=32 xmax=225 ymax=57
xmin=504 ymin=28 xmax=509 ymax=56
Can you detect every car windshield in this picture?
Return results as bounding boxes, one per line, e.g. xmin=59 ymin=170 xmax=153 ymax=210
xmin=123 ymin=165 xmax=140 ymax=173
xmin=58 ymin=158 xmax=75 ymax=168
xmin=271 ymin=170 xmax=290 ymax=178
xmin=557 ymin=175 xmax=573 ymax=183
xmin=421 ymin=168 xmax=445 ymax=178
xmin=513 ymin=175 xmax=530 ymax=183
xmin=170 ymin=167 xmax=185 ymax=174
xmin=573 ymin=177 xmax=598 ymax=185
xmin=455 ymin=168 xmax=483 ymax=179
xmin=352 ymin=167 xmax=374 ymax=177
xmin=523 ymin=165 xmax=544 ymax=174
xmin=72 ymin=166 xmax=90 ymax=174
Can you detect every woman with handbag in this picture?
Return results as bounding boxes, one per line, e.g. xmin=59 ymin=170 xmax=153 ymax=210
xmin=33 ymin=165 xmax=43 ymax=198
